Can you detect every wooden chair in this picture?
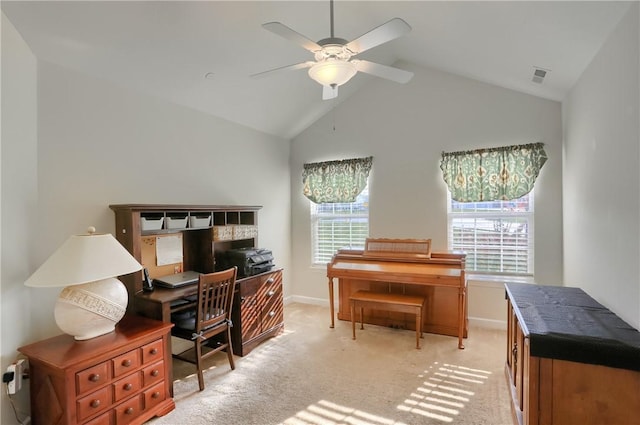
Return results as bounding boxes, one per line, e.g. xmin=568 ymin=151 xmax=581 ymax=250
xmin=171 ymin=267 xmax=237 ymax=391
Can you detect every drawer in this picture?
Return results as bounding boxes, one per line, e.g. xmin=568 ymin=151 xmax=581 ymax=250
xmin=262 ymin=300 xmax=283 ymax=332
xmin=144 ymin=381 xmax=166 ymax=410
xmin=115 ymin=394 xmax=143 ymax=424
xmin=141 ymin=339 xmax=164 ymax=364
xmin=77 ymin=386 xmax=111 ymax=422
xmin=77 ymin=361 xmax=110 ymax=395
xmin=142 ymin=360 xmax=165 ymax=387
xmin=84 ymin=411 xmax=111 ymax=425
xmin=259 ymin=271 xmax=280 ymax=288
xmin=112 ymin=348 xmax=141 ymax=378
xmin=260 ymin=275 xmax=282 ymax=302
xmin=258 ymin=271 xmax=282 ymax=303
xmin=240 ymin=277 xmax=259 ymax=297
xmin=113 ymin=371 xmax=142 ymax=402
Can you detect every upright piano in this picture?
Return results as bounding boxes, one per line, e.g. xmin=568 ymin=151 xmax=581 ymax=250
xmin=326 ymin=238 xmax=468 ymax=349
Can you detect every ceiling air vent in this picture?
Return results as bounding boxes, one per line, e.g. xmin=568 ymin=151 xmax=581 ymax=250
xmin=532 ymin=67 xmax=548 ymax=84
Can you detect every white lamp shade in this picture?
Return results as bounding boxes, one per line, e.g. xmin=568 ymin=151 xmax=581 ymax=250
xmin=25 ymin=231 xmax=142 ymax=288
xmin=24 ymin=228 xmax=142 ymax=340
xmin=308 ymin=60 xmax=358 ymax=87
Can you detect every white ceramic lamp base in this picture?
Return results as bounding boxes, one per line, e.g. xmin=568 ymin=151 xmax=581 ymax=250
xmin=54 ymin=277 xmax=129 ymax=340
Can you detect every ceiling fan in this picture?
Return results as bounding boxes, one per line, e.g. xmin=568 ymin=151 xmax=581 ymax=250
xmin=251 ymin=0 xmax=414 ymax=100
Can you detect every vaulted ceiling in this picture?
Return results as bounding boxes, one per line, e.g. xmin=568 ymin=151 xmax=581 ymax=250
xmin=2 ymin=1 xmax=632 ymax=139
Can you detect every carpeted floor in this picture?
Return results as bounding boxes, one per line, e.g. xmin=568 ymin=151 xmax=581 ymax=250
xmin=149 ymin=302 xmax=513 ymax=425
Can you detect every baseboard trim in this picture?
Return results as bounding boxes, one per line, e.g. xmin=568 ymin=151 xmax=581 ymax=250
xmin=285 ymin=295 xmax=330 ymax=307
xmin=469 ymin=316 xmax=507 ymax=330
xmin=285 ymin=296 xmax=507 ymax=330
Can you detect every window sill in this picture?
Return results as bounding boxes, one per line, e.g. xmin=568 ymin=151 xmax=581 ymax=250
xmin=466 ymin=273 xmax=535 ymax=288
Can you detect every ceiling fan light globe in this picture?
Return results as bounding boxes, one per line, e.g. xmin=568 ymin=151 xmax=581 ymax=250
xmin=308 ymin=60 xmax=357 ymax=87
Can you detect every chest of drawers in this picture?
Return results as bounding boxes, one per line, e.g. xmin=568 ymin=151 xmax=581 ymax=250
xmin=18 ymin=315 xmax=175 ymax=425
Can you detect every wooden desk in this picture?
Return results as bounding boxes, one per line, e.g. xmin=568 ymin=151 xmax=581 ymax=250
xmin=135 ymin=268 xmax=284 ymax=357
xmin=327 ymin=246 xmax=467 ymax=349
xmin=135 ymin=283 xmax=199 ymax=324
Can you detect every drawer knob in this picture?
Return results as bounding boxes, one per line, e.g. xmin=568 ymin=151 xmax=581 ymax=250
xmin=125 ymin=407 xmax=134 ymax=415
xmin=269 ymin=311 xmax=276 ymax=317
xmin=121 ymin=359 xmax=132 ymax=367
xmin=123 ymin=383 xmax=132 ymax=391
xmin=89 ymin=374 xmax=100 ymax=382
xmin=90 ymin=399 xmax=100 ymax=409
xmin=152 ymin=391 xmax=160 ymax=399
xmin=150 ymin=348 xmax=158 ymax=355
xmin=267 ymin=290 xmax=275 ymax=297
xmin=150 ymin=369 xmax=159 ymax=377
xmin=266 ymin=278 xmax=274 ymax=284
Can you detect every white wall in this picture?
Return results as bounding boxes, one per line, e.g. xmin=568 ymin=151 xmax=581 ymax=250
xmin=0 ymin=57 xmax=291 ymax=420
xmin=562 ymin=3 xmax=639 ymax=328
xmin=1 ymin=11 xmax=38 ymax=424
xmin=30 ymin=61 xmax=292 ymax=335
xmin=290 ymin=62 xmax=563 ymax=322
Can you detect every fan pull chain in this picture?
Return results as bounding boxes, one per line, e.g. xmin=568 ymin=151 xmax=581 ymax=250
xmin=332 ymin=99 xmax=336 ymax=132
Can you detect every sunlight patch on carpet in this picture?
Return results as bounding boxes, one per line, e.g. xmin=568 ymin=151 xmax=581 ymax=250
xmin=396 ymin=361 xmax=492 ymax=422
xmin=280 ymin=399 xmax=409 ymax=425
xmin=173 ymin=364 xmax=218 ymax=384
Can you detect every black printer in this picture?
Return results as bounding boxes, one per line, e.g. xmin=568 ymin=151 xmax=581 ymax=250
xmin=223 ymin=247 xmax=274 ymax=277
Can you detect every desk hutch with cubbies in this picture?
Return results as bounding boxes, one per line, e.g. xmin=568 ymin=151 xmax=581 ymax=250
xmin=109 ymin=204 xmax=284 ymax=358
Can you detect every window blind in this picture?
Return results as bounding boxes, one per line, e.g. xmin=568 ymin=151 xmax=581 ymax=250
xmin=311 ymin=185 xmax=369 ymax=265
xmin=448 ymin=192 xmax=534 ymax=275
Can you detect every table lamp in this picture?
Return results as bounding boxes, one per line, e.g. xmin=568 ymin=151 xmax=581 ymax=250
xmin=24 ymin=226 xmax=142 ymax=340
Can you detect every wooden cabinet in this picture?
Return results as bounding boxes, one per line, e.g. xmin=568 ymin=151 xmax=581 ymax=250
xmin=110 ymin=204 xmax=284 ymax=359
xmin=18 ymin=315 xmax=174 ymax=425
xmin=232 ymin=268 xmax=284 ymax=356
xmin=109 ymin=204 xmax=261 ymax=314
xmin=506 ymin=300 xmax=529 ymax=425
xmin=505 ymin=283 xmax=640 ymax=425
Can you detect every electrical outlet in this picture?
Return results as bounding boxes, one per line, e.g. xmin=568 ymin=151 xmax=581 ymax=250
xmin=7 ymin=359 xmax=26 ymax=394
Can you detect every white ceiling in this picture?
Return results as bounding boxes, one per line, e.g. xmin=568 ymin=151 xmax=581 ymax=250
xmin=2 ymin=1 xmax=632 ymax=139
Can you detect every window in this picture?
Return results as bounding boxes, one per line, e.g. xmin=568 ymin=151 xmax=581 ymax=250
xmin=447 ymin=191 xmax=534 ymax=275
xmin=311 ymin=184 xmax=369 ymax=265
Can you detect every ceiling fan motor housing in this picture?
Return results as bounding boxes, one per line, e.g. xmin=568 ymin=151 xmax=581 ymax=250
xmin=313 ymin=43 xmax=354 ymax=62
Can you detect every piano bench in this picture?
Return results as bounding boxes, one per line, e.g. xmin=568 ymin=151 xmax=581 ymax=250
xmin=349 ymin=290 xmax=426 ymax=349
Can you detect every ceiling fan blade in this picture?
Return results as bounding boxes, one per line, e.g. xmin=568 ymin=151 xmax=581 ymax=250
xmin=251 ymin=61 xmax=315 ymax=79
xmin=263 ymin=22 xmax=322 ymax=53
xmin=322 ymin=85 xmax=338 ymax=100
xmin=353 ymin=60 xmax=414 ymax=84
xmin=346 ymin=18 xmax=411 ymax=54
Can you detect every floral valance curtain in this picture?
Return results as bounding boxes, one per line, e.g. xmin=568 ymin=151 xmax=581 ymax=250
xmin=303 ymin=156 xmax=373 ymax=204
xmin=440 ymin=143 xmax=547 ymax=202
